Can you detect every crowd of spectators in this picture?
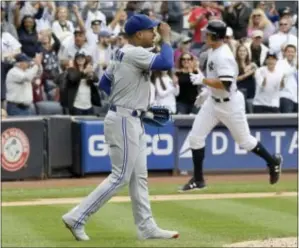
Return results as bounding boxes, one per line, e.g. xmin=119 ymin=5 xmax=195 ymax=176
xmin=1 ymin=1 xmax=298 ymax=118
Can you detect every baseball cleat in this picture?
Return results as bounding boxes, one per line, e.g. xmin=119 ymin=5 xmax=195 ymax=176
xmin=269 ymin=154 xmax=283 ymax=185
xmin=62 ymin=215 xmax=90 ymax=241
xmin=178 ymin=178 xmax=206 ymax=192
xmin=138 ymin=228 xmax=179 ymax=240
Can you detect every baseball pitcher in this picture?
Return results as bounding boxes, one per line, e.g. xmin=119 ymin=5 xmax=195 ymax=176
xmin=62 ymin=14 xmax=179 ymax=241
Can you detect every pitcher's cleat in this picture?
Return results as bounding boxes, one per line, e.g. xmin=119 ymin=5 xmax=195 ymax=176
xmin=62 ymin=215 xmax=90 ymax=241
xmin=138 ymin=228 xmax=179 ymax=240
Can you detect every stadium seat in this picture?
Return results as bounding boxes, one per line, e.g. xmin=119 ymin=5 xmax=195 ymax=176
xmin=35 ymin=101 xmax=63 ymax=115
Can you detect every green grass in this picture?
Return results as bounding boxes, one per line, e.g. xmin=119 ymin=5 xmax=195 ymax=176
xmin=2 ymin=179 xmax=297 ymax=202
xmin=2 ymin=197 xmax=297 ymax=247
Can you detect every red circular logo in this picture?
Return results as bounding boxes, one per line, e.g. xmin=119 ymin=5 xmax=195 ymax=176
xmin=1 ymin=128 xmax=30 ymax=172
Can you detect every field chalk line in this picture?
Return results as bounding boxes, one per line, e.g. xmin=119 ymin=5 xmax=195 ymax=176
xmin=2 ymin=192 xmax=297 ymax=207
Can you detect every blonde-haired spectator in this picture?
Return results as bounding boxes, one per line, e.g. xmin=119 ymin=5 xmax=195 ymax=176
xmin=247 ymin=8 xmax=276 ymax=44
xmin=52 ymin=6 xmax=74 ymax=42
xmin=108 ymin=9 xmax=127 ymax=37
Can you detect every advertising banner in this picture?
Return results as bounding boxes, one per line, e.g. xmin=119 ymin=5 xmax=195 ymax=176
xmin=80 ymin=120 xmax=175 ymax=173
xmin=177 ymin=127 xmax=298 ymax=172
xmin=1 ymin=118 xmax=45 ymax=180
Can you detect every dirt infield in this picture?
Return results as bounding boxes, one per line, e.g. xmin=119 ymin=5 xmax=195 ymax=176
xmin=2 ymin=173 xmax=297 ymax=189
xmin=224 ymin=237 xmax=298 ymax=247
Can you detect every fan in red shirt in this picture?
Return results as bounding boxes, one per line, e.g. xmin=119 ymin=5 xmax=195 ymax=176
xmin=188 ymin=2 xmax=222 ymax=46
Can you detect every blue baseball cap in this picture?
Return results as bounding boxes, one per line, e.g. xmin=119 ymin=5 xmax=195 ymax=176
xmin=98 ymin=30 xmax=111 ymax=38
xmin=124 ymin=14 xmax=160 ymax=36
xmin=15 ymin=53 xmax=32 ymax=63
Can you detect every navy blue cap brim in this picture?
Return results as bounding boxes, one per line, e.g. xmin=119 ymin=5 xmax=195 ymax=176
xmin=147 ymin=19 xmax=160 ymax=30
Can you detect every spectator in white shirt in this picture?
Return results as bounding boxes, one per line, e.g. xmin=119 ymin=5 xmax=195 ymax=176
xmin=269 ymin=17 xmax=297 ymax=59
xmin=95 ymin=30 xmax=112 ymax=79
xmin=108 ymin=9 xmax=127 ymax=37
xmin=1 ymin=31 xmax=22 ymax=63
xmin=278 ymin=44 xmax=298 ymax=113
xmin=151 ymin=70 xmax=180 ymax=114
xmin=245 ymin=30 xmax=269 ymax=68
xmin=52 ymin=6 xmax=74 ymax=43
xmin=85 ymin=20 xmax=102 ymax=47
xmin=253 ymin=52 xmax=284 ymax=113
xmin=6 ymin=53 xmax=42 ymax=116
xmin=82 ymin=1 xmax=107 ymax=30
xmin=58 ymin=28 xmax=97 ymax=65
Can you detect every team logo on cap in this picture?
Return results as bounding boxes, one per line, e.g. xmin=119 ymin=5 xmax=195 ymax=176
xmin=1 ymin=128 xmax=30 ymax=172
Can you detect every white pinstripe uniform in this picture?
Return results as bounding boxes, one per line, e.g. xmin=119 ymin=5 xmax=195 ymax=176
xmin=189 ymin=44 xmax=258 ymax=152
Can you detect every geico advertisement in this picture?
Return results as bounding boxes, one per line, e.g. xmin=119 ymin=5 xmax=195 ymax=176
xmin=178 ymin=127 xmax=298 ymax=171
xmin=81 ymin=121 xmax=175 ymax=173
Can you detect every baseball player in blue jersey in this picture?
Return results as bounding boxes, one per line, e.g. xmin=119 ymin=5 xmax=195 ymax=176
xmin=62 ymin=14 xmax=179 ymax=241
xmin=179 ymin=20 xmax=283 ymax=192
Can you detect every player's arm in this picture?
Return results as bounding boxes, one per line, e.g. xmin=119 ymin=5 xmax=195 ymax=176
xmin=205 ymin=57 xmax=235 ymax=90
xmin=191 ymin=71 xmax=233 ymax=90
xmin=150 ymin=23 xmax=174 ymax=70
xmin=202 ymin=78 xmax=228 ymax=90
xmin=99 ymin=62 xmax=115 ymax=96
xmin=150 ymin=42 xmax=174 ymax=70
xmin=191 ymin=56 xmax=235 ymax=90
xmin=129 ymin=23 xmax=174 ymax=71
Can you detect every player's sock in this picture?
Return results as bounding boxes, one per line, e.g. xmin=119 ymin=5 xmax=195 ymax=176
xmin=191 ymin=148 xmax=205 ymax=182
xmin=251 ymin=142 xmax=278 ymax=167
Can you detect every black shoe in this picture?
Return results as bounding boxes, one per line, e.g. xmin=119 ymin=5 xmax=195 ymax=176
xmin=178 ymin=178 xmax=206 ymax=192
xmin=269 ymin=154 xmax=283 ymax=185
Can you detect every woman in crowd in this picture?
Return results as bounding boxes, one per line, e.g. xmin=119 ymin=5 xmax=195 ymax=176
xmin=247 ymin=8 xmax=276 ymax=44
xmin=236 ymin=44 xmax=257 ymax=113
xmin=17 ymin=15 xmax=41 ymax=58
xmin=175 ymin=52 xmax=200 ymax=114
xmin=173 ymin=36 xmax=193 ymax=66
xmin=253 ymin=52 xmax=284 ymax=113
xmin=51 ymin=6 xmax=74 ymax=43
xmin=59 ymin=52 xmax=101 ymax=115
xmin=151 ymin=70 xmax=179 ymax=114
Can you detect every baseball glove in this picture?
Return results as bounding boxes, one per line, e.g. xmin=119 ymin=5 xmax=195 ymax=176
xmin=140 ymin=106 xmax=171 ymax=127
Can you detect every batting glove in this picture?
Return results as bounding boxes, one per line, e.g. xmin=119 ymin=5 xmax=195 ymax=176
xmin=190 ymin=71 xmax=205 ymax=85
xmin=194 ymin=87 xmax=209 ymax=108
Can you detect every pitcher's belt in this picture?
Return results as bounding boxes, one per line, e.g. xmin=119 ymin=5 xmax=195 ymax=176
xmin=109 ymin=105 xmax=145 ymax=117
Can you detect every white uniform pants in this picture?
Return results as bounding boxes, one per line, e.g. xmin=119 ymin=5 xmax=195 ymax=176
xmin=189 ymin=91 xmax=258 ymax=151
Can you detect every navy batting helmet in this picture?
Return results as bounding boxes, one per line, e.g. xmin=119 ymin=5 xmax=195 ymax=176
xmin=205 ymin=20 xmax=227 ymax=40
